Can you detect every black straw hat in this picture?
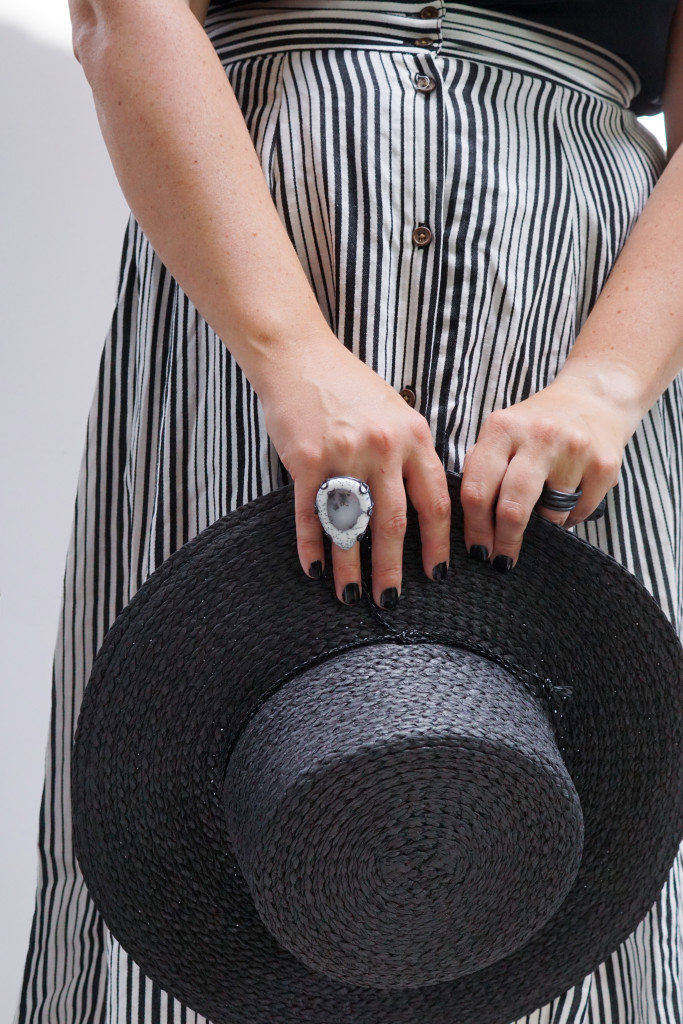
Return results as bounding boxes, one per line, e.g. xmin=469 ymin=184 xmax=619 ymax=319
xmin=73 ymin=474 xmax=683 ymax=1024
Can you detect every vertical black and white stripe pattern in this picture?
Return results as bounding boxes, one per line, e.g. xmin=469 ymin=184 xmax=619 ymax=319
xmin=15 ymin=3 xmax=683 ymax=1023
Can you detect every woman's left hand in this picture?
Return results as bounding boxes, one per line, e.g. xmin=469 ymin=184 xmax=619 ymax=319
xmin=460 ymin=370 xmax=636 ymax=569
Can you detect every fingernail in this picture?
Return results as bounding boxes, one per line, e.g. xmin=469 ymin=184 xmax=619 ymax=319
xmin=380 ymin=587 xmax=400 ymax=610
xmin=432 ymin=561 xmax=448 ymax=581
xmin=308 ymin=560 xmax=323 ymax=580
xmin=342 ymin=583 xmax=361 ymax=605
xmin=493 ymin=555 xmax=513 ymax=573
xmin=468 ymin=545 xmax=488 ymax=562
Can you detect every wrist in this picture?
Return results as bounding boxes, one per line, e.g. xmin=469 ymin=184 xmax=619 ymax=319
xmin=223 ymin=307 xmax=343 ymax=405
xmin=552 ymin=357 xmax=648 ymax=442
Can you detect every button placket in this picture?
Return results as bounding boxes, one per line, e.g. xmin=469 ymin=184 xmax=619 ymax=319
xmin=412 ymin=225 xmax=433 ymax=248
xmin=414 ymin=72 xmax=436 ymax=93
xmin=409 ymin=1 xmax=441 ymax=51
xmin=404 ymin=18 xmax=443 ymax=424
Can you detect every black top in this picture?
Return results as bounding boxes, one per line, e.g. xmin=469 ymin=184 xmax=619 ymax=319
xmin=470 ymin=1 xmax=677 ymax=113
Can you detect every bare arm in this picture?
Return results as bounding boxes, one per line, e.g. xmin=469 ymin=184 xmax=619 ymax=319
xmin=461 ymin=0 xmax=683 ymax=561
xmin=550 ymin=0 xmax=683 ymax=435
xmin=547 ymin=0 xmax=683 ymax=430
xmin=69 ymin=0 xmax=451 ymax=604
xmin=70 ymin=0 xmax=331 ymax=389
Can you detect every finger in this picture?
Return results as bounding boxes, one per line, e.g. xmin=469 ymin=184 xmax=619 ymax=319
xmin=295 ymin=478 xmax=326 ymax=580
xmin=403 ymin=449 xmax=451 ymax=581
xmin=460 ymin=432 xmax=514 ymax=564
xmin=534 ymin=476 xmax=584 ymax=528
xmin=331 ymin=536 xmax=363 ymax=605
xmin=491 ymin=459 xmax=549 ymax=570
xmin=367 ymin=473 xmax=408 ymax=608
xmin=578 ymin=496 xmax=608 ymax=525
xmin=566 ymin=454 xmax=621 ymax=526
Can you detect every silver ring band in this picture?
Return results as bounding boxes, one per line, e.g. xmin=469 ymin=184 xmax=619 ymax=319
xmin=537 ymin=486 xmax=582 ymax=513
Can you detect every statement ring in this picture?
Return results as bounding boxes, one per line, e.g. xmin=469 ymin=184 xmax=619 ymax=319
xmin=315 ymin=476 xmax=374 ymax=550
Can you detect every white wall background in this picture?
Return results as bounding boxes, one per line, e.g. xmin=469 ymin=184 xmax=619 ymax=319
xmin=0 ymin=3 xmax=128 ymax=1020
xmin=0 ymin=2 xmax=668 ymax=1022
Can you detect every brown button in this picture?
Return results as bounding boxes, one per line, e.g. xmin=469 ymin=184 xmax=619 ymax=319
xmin=412 ymin=225 xmax=433 ymax=247
xmin=414 ymin=73 xmax=436 ymax=93
xmin=413 ymin=37 xmax=433 ymax=47
xmin=419 ymin=5 xmax=439 ymax=17
xmin=399 ymin=387 xmax=417 ymax=407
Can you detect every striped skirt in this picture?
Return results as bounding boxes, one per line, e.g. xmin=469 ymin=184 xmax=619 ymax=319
xmin=15 ymin=2 xmax=683 ymax=1022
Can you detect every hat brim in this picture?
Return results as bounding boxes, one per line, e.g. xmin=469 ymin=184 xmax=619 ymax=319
xmin=73 ymin=474 xmax=683 ymax=1024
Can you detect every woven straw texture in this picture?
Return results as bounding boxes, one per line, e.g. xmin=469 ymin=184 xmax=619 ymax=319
xmin=72 ymin=474 xmax=683 ymax=1024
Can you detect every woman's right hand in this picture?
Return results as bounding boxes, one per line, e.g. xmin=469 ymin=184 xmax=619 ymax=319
xmin=71 ymin=0 xmax=451 ymax=612
xmin=259 ymin=333 xmax=451 ymax=608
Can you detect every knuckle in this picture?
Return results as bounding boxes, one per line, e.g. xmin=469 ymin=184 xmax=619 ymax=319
xmin=332 ymin=545 xmax=360 ymax=568
xmin=372 ymin=565 xmax=403 ymax=585
xmin=411 ymin=416 xmax=434 ymax=446
xmin=482 ymin=408 xmax=513 ymax=440
xmin=368 ymin=425 xmax=395 ymax=457
xmin=460 ymin=478 xmax=489 ymax=511
xmin=531 ymin=417 xmax=559 ymax=447
xmin=295 ymin=505 xmax=321 ymax=530
xmin=592 ymin=453 xmax=621 ymax=483
xmin=333 ymin=432 xmax=356 ymax=459
xmin=495 ymin=498 xmax=527 ymax=530
xmin=379 ymin=512 xmax=408 ymax=539
xmin=285 ymin=442 xmax=322 ymax=475
xmin=564 ymin=429 xmax=590 ymax=458
xmin=426 ymin=492 xmax=451 ymax=523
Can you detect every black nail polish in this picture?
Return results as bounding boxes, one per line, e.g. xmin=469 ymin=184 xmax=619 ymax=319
xmin=342 ymin=582 xmax=361 ymax=605
xmin=493 ymin=555 xmax=513 ymax=573
xmin=308 ymin=560 xmax=323 ymax=580
xmin=468 ymin=545 xmax=488 ymax=562
xmin=380 ymin=587 xmax=400 ymax=610
xmin=432 ymin=561 xmax=448 ymax=581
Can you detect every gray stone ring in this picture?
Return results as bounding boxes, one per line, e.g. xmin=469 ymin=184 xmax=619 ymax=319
xmin=314 ymin=476 xmax=374 ymax=550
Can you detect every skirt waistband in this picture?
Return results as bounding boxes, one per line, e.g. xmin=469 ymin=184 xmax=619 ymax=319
xmin=204 ymin=1 xmax=641 ymax=108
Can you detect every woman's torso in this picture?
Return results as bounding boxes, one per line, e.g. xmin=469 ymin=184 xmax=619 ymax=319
xmin=466 ymin=0 xmax=677 ymax=112
xmin=208 ymin=0 xmax=678 ymax=113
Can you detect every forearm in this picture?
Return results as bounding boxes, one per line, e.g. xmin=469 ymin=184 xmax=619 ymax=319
xmin=558 ymin=143 xmax=683 ymax=436
xmin=70 ymin=0 xmax=334 ymax=399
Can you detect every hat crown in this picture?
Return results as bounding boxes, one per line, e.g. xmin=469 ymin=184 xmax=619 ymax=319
xmin=223 ymin=643 xmax=584 ymax=989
